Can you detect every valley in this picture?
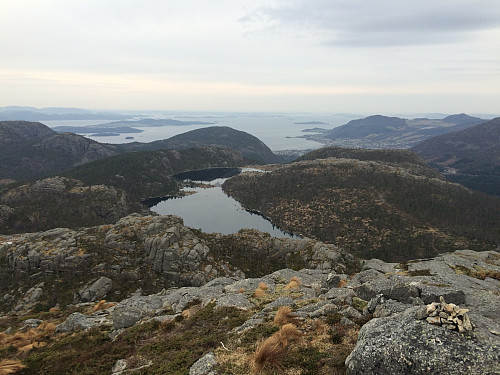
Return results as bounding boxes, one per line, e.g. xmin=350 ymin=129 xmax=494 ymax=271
xmin=0 ymin=112 xmax=499 ymax=374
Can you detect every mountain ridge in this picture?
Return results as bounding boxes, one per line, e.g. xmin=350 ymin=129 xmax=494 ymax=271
xmin=302 ymin=113 xmax=486 ymax=149
xmin=412 ymin=117 xmax=500 ymax=196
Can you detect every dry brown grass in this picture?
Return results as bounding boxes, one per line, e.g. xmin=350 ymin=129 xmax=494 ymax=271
xmin=338 ymin=279 xmax=348 ymax=288
xmin=251 ymin=335 xmax=285 ymax=374
xmin=275 ymin=324 xmax=301 ymax=347
xmin=238 ymin=288 xmax=245 ymax=293
xmin=0 ymin=321 xmax=56 ymax=354
xmin=38 ymin=322 xmax=56 ymax=335
xmin=251 ymin=323 xmax=302 ymax=374
xmin=0 ymin=359 xmax=26 ymax=375
xmin=18 ymin=341 xmax=47 ymax=352
xmin=49 ymin=307 xmax=60 ymax=313
xmin=253 ymin=287 xmax=267 ymax=298
xmin=258 ymin=282 xmax=268 ymax=290
xmin=284 ymin=276 xmax=302 ymax=290
xmin=93 ymin=300 xmax=117 ymax=312
xmin=181 ymin=304 xmax=202 ymax=319
xmin=284 ymin=280 xmax=300 ymax=290
xmin=273 ymin=306 xmax=300 ymax=327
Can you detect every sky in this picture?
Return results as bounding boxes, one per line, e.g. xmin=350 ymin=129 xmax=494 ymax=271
xmin=1 ymin=0 xmax=500 ymax=114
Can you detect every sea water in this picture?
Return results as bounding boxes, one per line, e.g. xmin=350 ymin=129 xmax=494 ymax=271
xmin=41 ymin=112 xmax=359 ymax=151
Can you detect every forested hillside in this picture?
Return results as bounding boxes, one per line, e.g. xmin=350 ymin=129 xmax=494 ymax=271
xmin=223 ymin=148 xmax=500 ymax=261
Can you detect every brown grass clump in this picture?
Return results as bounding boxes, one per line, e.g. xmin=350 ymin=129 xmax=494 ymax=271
xmin=251 ymin=335 xmax=285 ymax=374
xmin=0 ymin=321 xmax=56 ymax=354
xmin=38 ymin=321 xmax=56 ymax=335
xmin=251 ymin=324 xmax=301 ymax=374
xmin=0 ymin=359 xmax=26 ymax=375
xmin=253 ymin=288 xmax=266 ymax=298
xmin=283 ymin=276 xmax=302 ymax=290
xmin=238 ymin=288 xmax=245 ymax=293
xmin=273 ymin=306 xmax=299 ymax=327
xmin=275 ymin=323 xmax=301 ymax=347
xmin=338 ymin=279 xmax=348 ymax=288
xmin=253 ymin=282 xmax=268 ymax=298
xmin=181 ymin=304 xmax=202 ymax=319
xmin=49 ymin=307 xmax=60 ymax=313
xmin=285 ymin=280 xmax=301 ymax=290
xmin=18 ymin=341 xmax=47 ymax=352
xmin=93 ymin=300 xmax=117 ymax=312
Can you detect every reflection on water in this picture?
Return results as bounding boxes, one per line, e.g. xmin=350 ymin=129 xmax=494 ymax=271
xmin=151 ymin=169 xmax=296 ymax=238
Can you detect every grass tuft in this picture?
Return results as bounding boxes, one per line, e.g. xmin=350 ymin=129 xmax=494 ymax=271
xmin=273 ymin=306 xmax=300 ymax=327
xmin=251 ymin=323 xmax=301 ymax=374
xmin=284 ymin=277 xmax=302 ymax=290
xmin=251 ymin=335 xmax=285 ymax=374
xmin=0 ymin=359 xmax=26 ymax=375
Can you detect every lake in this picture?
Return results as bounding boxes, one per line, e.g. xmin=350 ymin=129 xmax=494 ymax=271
xmin=150 ymin=168 xmax=297 ymax=238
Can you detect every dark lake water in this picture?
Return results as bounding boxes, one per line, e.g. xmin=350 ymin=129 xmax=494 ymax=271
xmin=150 ymin=168 xmax=296 ymax=238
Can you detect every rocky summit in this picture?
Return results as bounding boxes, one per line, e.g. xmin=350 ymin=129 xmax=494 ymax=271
xmin=0 ymin=216 xmax=499 ymax=374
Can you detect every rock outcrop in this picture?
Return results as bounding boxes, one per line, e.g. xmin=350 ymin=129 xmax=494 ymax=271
xmin=46 ymin=249 xmax=499 ymax=374
xmin=345 ymin=250 xmax=500 ymax=374
xmin=1 ymin=246 xmax=498 ymax=374
xmin=0 ymin=214 xmax=348 ymax=314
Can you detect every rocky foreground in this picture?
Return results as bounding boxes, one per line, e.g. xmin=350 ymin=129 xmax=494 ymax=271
xmin=0 ymin=216 xmax=499 ymax=374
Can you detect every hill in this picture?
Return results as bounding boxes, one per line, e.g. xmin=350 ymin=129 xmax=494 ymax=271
xmin=0 ymin=121 xmax=117 ymax=180
xmin=1 ymin=122 xmax=280 ymax=182
xmin=62 ymin=146 xmax=246 ymax=201
xmin=412 ymin=117 xmax=500 ymax=196
xmin=223 ymin=147 xmax=500 ymax=262
xmin=0 ymin=177 xmax=146 ymax=234
xmin=303 ymin=114 xmax=485 ymax=149
xmin=116 ymin=126 xmax=282 ymax=164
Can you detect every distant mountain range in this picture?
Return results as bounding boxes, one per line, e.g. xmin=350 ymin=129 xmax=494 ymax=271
xmin=302 ymin=113 xmax=486 ymax=148
xmin=0 ymin=106 xmax=130 ymax=121
xmin=412 ymin=117 xmax=500 ymax=196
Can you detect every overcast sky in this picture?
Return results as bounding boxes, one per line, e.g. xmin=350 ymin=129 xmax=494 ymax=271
xmin=1 ymin=0 xmax=499 ymax=114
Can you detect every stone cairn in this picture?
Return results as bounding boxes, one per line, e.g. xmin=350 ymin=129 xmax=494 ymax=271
xmin=419 ymin=296 xmax=473 ymax=333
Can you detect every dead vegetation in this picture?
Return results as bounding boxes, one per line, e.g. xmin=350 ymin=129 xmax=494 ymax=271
xmin=284 ymin=276 xmax=302 ymax=290
xmin=273 ymin=306 xmax=300 ymax=327
xmin=251 ymin=323 xmax=302 ymax=374
xmin=0 ymin=359 xmax=26 ymax=375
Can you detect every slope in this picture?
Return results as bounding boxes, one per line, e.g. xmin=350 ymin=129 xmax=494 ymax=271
xmin=0 ymin=121 xmax=116 ymax=180
xmin=61 ymin=146 xmax=246 ymax=201
xmin=412 ymin=117 xmax=500 ymax=196
xmin=223 ymin=147 xmax=500 ymax=261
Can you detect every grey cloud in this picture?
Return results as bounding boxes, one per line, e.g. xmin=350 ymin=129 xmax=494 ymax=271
xmin=244 ymin=0 xmax=500 ymax=47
